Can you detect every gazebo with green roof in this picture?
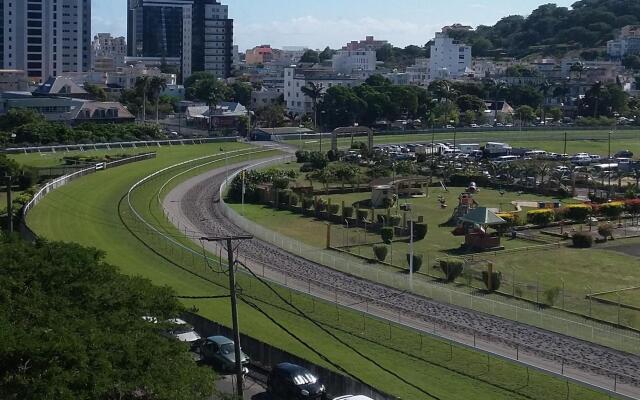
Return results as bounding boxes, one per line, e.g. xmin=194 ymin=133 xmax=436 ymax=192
xmin=458 ymin=207 xmax=506 ymax=251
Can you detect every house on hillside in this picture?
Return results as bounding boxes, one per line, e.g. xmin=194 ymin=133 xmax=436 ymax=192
xmin=186 ymin=102 xmax=249 ymax=133
xmin=484 ymin=100 xmax=515 ymax=122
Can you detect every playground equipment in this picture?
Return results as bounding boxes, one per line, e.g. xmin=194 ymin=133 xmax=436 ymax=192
xmin=442 ymin=192 xmax=479 ymax=226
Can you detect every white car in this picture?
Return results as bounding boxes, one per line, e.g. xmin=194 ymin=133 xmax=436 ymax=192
xmin=166 ymin=318 xmax=202 ymax=344
xmin=333 ymin=396 xmax=375 ymax=400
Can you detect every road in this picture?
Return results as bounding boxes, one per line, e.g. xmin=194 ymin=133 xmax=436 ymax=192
xmin=161 ymin=153 xmax=640 ymax=399
xmin=214 ymin=371 xmax=268 ymax=400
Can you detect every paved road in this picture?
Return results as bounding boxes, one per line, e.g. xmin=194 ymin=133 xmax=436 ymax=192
xmin=161 ymin=156 xmax=640 ymax=399
xmin=215 ymin=372 xmax=267 ymax=400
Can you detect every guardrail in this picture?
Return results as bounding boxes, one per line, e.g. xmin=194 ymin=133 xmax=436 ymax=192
xmin=3 ymin=137 xmax=239 ymax=154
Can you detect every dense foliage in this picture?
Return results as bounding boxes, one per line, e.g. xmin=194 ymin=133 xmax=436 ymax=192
xmin=0 ymin=238 xmax=216 ymax=400
xmin=0 ymin=109 xmax=165 ymax=146
xmin=227 ymin=168 xmax=297 ymax=203
xmin=0 ymin=155 xmax=37 ymax=190
xmin=447 ymin=0 xmax=640 ymax=58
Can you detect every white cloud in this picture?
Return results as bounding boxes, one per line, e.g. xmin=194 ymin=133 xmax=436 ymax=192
xmin=235 ymin=15 xmax=442 ymax=51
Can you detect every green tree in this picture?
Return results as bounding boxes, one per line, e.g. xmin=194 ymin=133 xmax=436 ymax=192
xmin=148 ymin=76 xmax=168 ymax=123
xmin=516 ymin=105 xmax=536 ymax=124
xmin=299 ymin=50 xmax=320 ymax=63
xmin=318 ymin=47 xmax=336 ymax=62
xmin=229 ymin=82 xmax=253 ymax=106
xmin=318 ymin=86 xmax=366 ymax=130
xmin=301 ymin=82 xmax=324 ymax=132
xmin=0 ymin=238 xmax=216 ymax=400
xmin=83 ymin=82 xmax=107 ymax=101
xmin=134 ymin=76 xmax=151 ymax=122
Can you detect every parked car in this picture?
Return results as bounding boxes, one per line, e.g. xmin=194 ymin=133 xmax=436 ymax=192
xmin=615 ymin=150 xmax=634 ymax=158
xmin=333 ymin=396 xmax=375 ymax=400
xmin=165 ymin=318 xmax=202 ymax=346
xmin=198 ymin=335 xmax=250 ymax=373
xmin=268 ymin=363 xmax=327 ymax=400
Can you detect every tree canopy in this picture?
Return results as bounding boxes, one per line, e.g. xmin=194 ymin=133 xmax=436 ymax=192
xmin=0 ymin=238 xmax=216 ymax=400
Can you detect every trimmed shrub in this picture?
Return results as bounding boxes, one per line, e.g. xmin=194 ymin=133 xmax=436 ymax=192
xmin=526 ymin=209 xmax=555 ymax=226
xmin=572 ymin=232 xmax=593 ymax=248
xmin=301 ymin=197 xmax=313 ymax=210
xmin=381 ymin=227 xmax=394 ymax=244
xmin=357 ymin=209 xmax=369 ymax=221
xmin=377 ymin=215 xmax=387 ymax=225
xmin=496 ymin=212 xmax=520 ymax=227
xmin=406 ymin=254 xmax=423 ymax=273
xmin=289 ymin=193 xmax=299 ymax=207
xmin=389 ymin=216 xmax=401 ymax=227
xmin=626 ymin=199 xmax=640 ymax=215
xmin=598 ymin=223 xmax=614 ymax=241
xmin=565 ymin=204 xmax=591 ymax=222
xmin=412 ymin=223 xmax=428 ymax=241
xmin=314 ymin=199 xmax=327 ymax=212
xmin=439 ymin=258 xmax=464 ymax=282
xmin=373 ymin=245 xmax=388 ymax=262
xmin=328 ymin=204 xmax=340 ymax=215
xmin=600 ymin=202 xmax=625 ymax=220
xmin=342 ymin=206 xmax=354 ymax=219
xmin=544 ymin=287 xmax=561 ymax=306
xmin=295 ymin=150 xmax=310 ymax=163
xmin=482 ymin=271 xmax=502 ymax=292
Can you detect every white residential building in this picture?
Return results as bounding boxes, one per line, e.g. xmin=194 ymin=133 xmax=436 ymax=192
xmin=407 ymin=58 xmax=430 ymax=86
xmin=284 ymin=66 xmax=363 ymax=115
xmin=92 ymin=34 xmax=127 ymax=72
xmin=281 ymin=46 xmax=309 ymax=63
xmin=607 ymin=25 xmax=640 ymax=59
xmin=2 ymin=0 xmax=92 ymax=81
xmin=331 ymin=50 xmax=377 ymax=74
xmin=428 ymin=31 xmax=471 ymax=81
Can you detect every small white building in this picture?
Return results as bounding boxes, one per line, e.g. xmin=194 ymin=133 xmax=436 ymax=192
xmin=284 ymin=66 xmax=363 ymax=116
xmin=331 ymin=50 xmax=377 ymax=74
xmin=92 ymin=33 xmax=127 ymax=72
xmin=428 ymin=30 xmax=472 ymax=82
xmin=407 ymin=58 xmax=430 ymax=86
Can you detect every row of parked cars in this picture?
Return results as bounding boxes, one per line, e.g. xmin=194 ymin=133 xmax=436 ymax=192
xmin=160 ymin=318 xmax=374 ymax=400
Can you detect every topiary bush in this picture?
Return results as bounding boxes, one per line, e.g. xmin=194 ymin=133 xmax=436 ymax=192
xmin=295 ymin=150 xmax=310 ymax=163
xmin=526 ymin=209 xmax=555 ymax=226
xmin=289 ymin=193 xmax=299 ymax=207
xmin=328 ymin=204 xmax=340 ymax=215
xmin=342 ymin=206 xmax=354 ymax=219
xmin=482 ymin=271 xmax=502 ymax=292
xmin=314 ymin=198 xmax=327 ymax=212
xmin=412 ymin=223 xmax=428 ymax=241
xmin=438 ymin=258 xmax=464 ymax=282
xmin=544 ymin=287 xmax=561 ymax=306
xmin=389 ymin=216 xmax=401 ymax=227
xmin=597 ymin=223 xmax=614 ymax=241
xmin=357 ymin=209 xmax=369 ymax=221
xmin=572 ymin=232 xmax=593 ymax=248
xmin=301 ymin=197 xmax=313 ymax=210
xmin=406 ymin=254 xmax=423 ymax=273
xmin=381 ymin=227 xmax=394 ymax=244
xmin=373 ymin=245 xmax=388 ymax=262
xmin=601 ymin=202 xmax=625 ymax=220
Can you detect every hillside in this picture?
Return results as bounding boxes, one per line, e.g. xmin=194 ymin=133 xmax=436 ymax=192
xmin=448 ymin=0 xmax=640 ymax=58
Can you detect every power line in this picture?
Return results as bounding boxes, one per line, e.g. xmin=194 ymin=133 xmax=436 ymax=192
xmin=237 ymin=261 xmax=442 ymax=400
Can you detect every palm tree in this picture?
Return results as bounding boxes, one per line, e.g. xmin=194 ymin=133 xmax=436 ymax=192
xmin=148 ymin=76 xmax=168 ymax=123
xmin=539 ymin=81 xmax=552 ymax=126
xmin=134 ymin=76 xmax=151 ymax=122
xmin=301 ymin=82 xmax=324 ymax=150
xmin=588 ymin=81 xmax=604 ymax=118
xmin=431 ymin=80 xmax=458 ymax=104
xmin=570 ymin=62 xmax=585 ymax=81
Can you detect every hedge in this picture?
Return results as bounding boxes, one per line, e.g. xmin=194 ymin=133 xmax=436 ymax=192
xmin=482 ymin=271 xmax=502 ymax=292
xmin=600 ymin=202 xmax=625 ymax=219
xmin=356 ymin=209 xmax=369 ymax=221
xmin=496 ymin=212 xmax=520 ymax=226
xmin=301 ymin=198 xmax=313 ymax=210
xmin=342 ymin=206 xmax=354 ymax=219
xmin=412 ymin=223 xmax=428 ymax=241
xmin=564 ymin=204 xmax=591 ymax=222
xmin=526 ymin=209 xmax=555 ymax=225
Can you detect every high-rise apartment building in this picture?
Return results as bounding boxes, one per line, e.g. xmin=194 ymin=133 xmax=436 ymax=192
xmin=92 ymin=33 xmax=127 ymax=72
xmin=2 ymin=0 xmax=91 ymax=80
xmin=127 ymin=0 xmax=233 ymax=81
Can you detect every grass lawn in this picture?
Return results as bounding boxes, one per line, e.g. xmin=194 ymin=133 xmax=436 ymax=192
xmin=24 ymin=142 xmax=614 ymax=400
xmin=230 ymin=173 xmax=640 ymax=330
xmin=291 ymin=129 xmax=640 ymax=157
xmin=9 ymin=147 xmax=148 ymax=168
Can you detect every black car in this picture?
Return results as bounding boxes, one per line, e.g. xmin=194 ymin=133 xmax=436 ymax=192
xmin=267 ymin=363 xmax=327 ymax=400
xmin=615 ymin=150 xmax=634 ymax=158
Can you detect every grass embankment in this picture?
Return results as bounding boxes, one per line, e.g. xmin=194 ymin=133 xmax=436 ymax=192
xmin=26 ymin=143 xmax=619 ymax=399
xmin=9 ymin=147 xmax=146 ymax=168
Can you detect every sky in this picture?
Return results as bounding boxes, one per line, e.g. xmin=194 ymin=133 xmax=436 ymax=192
xmin=92 ymin=0 xmax=576 ymax=52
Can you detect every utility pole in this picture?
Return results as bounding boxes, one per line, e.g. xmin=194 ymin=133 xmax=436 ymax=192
xmin=5 ymin=175 xmax=13 ymax=234
xmin=200 ymin=235 xmax=253 ymax=399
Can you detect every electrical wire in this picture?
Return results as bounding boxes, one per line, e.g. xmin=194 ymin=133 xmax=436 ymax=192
xmin=236 ymin=261 xmax=443 ymax=400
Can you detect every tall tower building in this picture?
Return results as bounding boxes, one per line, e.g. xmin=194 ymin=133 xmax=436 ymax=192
xmin=2 ymin=0 xmax=91 ymax=81
xmin=127 ymin=0 xmax=233 ymax=81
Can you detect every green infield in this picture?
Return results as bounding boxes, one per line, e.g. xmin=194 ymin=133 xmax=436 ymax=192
xmin=25 ymin=142 xmax=619 ymax=400
xmin=9 ymin=147 xmax=144 ymax=168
